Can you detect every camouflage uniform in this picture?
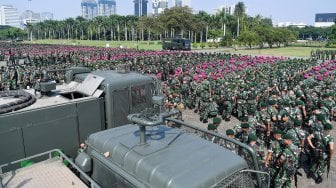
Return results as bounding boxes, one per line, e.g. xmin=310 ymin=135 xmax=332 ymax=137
xmin=221 ymin=88 xmax=234 ymax=121
xmin=272 ymin=137 xmax=298 ymax=188
xmin=236 ymin=86 xmax=249 ymax=120
xmin=309 ymin=124 xmax=334 ymax=182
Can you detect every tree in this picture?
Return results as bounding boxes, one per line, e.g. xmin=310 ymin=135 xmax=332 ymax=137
xmin=330 ymin=25 xmax=336 ymax=41
xmin=234 ymin=2 xmax=246 ymax=37
xmin=159 ymin=6 xmax=196 ymax=38
xmin=0 ymin=27 xmax=26 ymax=40
xmin=238 ymin=30 xmax=259 ymax=48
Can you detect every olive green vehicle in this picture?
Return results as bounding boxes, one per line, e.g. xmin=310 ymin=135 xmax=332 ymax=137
xmin=0 ymin=67 xmax=269 ymax=188
xmin=162 ymin=38 xmax=191 ymax=51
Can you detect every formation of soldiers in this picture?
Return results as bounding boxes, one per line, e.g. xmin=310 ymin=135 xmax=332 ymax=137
xmin=0 ymin=43 xmax=186 ymax=90
xmin=311 ymin=49 xmax=336 ymax=60
xmin=1 ymin=43 xmax=336 ymax=187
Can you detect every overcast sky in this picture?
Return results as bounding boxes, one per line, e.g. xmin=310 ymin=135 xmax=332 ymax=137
xmin=1 ymin=0 xmax=335 ymax=25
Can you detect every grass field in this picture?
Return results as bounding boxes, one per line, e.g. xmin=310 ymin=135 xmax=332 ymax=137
xmin=228 ymin=47 xmax=324 ymax=58
xmin=30 ymin=39 xmax=163 ymax=50
xmin=29 ymin=39 xmax=336 ymax=58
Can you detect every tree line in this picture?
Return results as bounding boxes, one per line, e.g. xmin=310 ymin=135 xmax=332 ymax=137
xmin=1 ymin=2 xmax=335 ymax=49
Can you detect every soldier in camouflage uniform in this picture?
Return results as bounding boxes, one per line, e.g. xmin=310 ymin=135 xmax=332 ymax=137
xmin=268 ymin=99 xmax=279 ymax=131
xmin=246 ymin=83 xmax=258 ymax=114
xmin=193 ymin=80 xmax=203 ymax=113
xmin=224 ymin=129 xmax=237 ymax=154
xmin=307 ymin=123 xmax=334 ymax=183
xmin=311 ymin=113 xmax=326 ymax=133
xmin=286 ymin=119 xmax=306 ymax=150
xmin=220 ymin=87 xmax=234 ymax=121
xmin=198 ymin=85 xmax=209 ymax=121
xmin=199 ymin=88 xmax=215 ymax=123
xmin=246 ymin=133 xmax=266 ymax=166
xmin=235 ymin=122 xmax=255 ymax=144
xmin=236 ymin=84 xmax=249 ymax=121
xmin=265 ymin=129 xmax=283 ymax=168
xmin=271 ymin=133 xmax=299 ymax=188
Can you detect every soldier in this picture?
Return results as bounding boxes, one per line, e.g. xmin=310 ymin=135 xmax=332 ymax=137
xmin=236 ymin=84 xmax=249 ymax=120
xmin=235 ymin=122 xmax=254 ymax=144
xmin=246 ymin=83 xmax=258 ymax=113
xmin=247 ymin=133 xmax=266 ymax=166
xmin=205 ymin=123 xmax=218 ymax=143
xmin=224 ymin=129 xmax=237 ymax=153
xmin=268 ymin=99 xmax=279 ymax=131
xmin=213 ymin=117 xmax=221 ymax=128
xmin=220 ymin=87 xmax=234 ymax=121
xmin=311 ymin=113 xmax=326 ymax=133
xmin=286 ymin=119 xmax=306 ymax=150
xmin=174 ymin=97 xmax=185 ymax=121
xmin=272 ymin=133 xmax=298 ymax=188
xmin=265 ymin=129 xmax=283 ymax=168
xmin=307 ymin=123 xmax=334 ymax=183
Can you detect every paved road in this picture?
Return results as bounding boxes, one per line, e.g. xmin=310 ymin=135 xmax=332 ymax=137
xmin=182 ymin=109 xmax=336 ymax=188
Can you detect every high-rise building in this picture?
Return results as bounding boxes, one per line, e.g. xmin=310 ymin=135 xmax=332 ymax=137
xmin=0 ymin=5 xmax=20 ymax=28
xmin=134 ymin=0 xmax=148 ymax=17
xmin=173 ymin=0 xmax=191 ymax=8
xmin=98 ymin=0 xmax=116 ymax=16
xmin=152 ymin=0 xmax=168 ymax=16
xmin=315 ymin=13 xmax=336 ymax=27
xmin=81 ymin=0 xmax=98 ymax=19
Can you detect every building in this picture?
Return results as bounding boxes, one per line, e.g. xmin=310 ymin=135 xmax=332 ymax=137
xmin=134 ymin=0 xmax=148 ymax=17
xmin=98 ymin=0 xmax=116 ymax=16
xmin=214 ymin=4 xmax=235 ymax=15
xmin=0 ymin=5 xmax=20 ymax=28
xmin=40 ymin=12 xmax=53 ymax=22
xmin=21 ymin=10 xmax=40 ymax=25
xmin=315 ymin=13 xmax=336 ymax=27
xmin=173 ymin=0 xmax=191 ymax=8
xmin=276 ymin=21 xmax=307 ymax=28
xmin=152 ymin=0 xmax=167 ymax=16
xmin=81 ymin=0 xmax=98 ymax=19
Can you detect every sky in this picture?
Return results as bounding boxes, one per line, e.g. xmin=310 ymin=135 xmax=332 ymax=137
xmin=1 ymin=0 xmax=335 ymax=25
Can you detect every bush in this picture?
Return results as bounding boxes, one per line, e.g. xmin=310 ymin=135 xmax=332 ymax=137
xmin=214 ymin=43 xmax=219 ymax=48
xmin=326 ymin=40 xmax=336 ymax=48
xmin=208 ymin=42 xmax=213 ymax=48
xmin=192 ymin=43 xmax=198 ymax=49
xmin=200 ymin=43 xmax=206 ymax=49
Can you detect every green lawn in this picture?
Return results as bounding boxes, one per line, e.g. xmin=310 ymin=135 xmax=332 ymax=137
xmin=29 ymin=40 xmax=336 ymax=58
xmin=228 ymin=47 xmax=320 ymax=58
xmin=29 ymin=39 xmax=163 ymax=50
xmin=195 ymin=46 xmax=336 ymax=58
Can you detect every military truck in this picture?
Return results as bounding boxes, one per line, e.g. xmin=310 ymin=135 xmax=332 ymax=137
xmin=0 ymin=94 xmax=269 ymax=188
xmin=162 ymin=38 xmax=191 ymax=51
xmin=0 ymin=66 xmax=159 ymax=165
xmin=0 ymin=67 xmax=269 ymax=187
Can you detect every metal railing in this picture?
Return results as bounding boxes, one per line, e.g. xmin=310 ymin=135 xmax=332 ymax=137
xmin=0 ymin=149 xmax=101 ymax=188
xmin=166 ymin=118 xmax=270 ymax=188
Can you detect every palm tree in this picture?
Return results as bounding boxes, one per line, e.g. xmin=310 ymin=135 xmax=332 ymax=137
xmin=234 ymin=2 xmax=246 ymax=37
xmin=64 ymin=18 xmax=75 ymax=40
xmin=195 ymin=11 xmax=210 ymax=42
